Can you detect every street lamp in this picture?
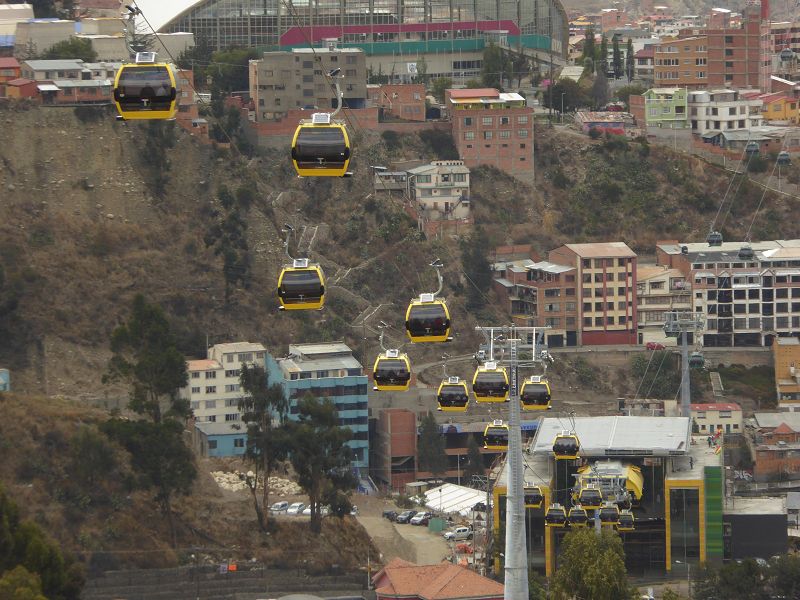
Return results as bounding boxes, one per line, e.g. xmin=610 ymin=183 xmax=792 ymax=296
xmin=560 ymin=91 xmax=566 ymax=124
xmin=675 ymin=560 xmax=692 ymax=598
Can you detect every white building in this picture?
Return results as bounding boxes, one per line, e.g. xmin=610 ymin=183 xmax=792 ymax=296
xmin=407 ymin=160 xmax=471 ymax=221
xmin=688 ymin=89 xmax=763 ymax=134
xmin=180 ymin=342 xmax=267 ymax=424
xmin=636 ymin=264 xmax=690 ymax=344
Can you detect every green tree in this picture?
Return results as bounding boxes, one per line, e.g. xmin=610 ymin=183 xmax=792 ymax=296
xmin=39 ymin=38 xmax=96 ymax=62
xmin=417 ymin=411 xmax=447 ymax=477
xmin=176 ymin=32 xmax=214 ymax=89
xmin=612 ymin=36 xmax=623 ymax=79
xmin=599 ymin=35 xmax=609 ymax=74
xmin=592 ymin=69 xmax=610 ymax=109
xmin=204 ymin=197 xmax=251 ymax=303
xmin=529 ymin=570 xmax=547 ymax=600
xmin=104 ymin=294 xmax=189 ymax=423
xmin=481 ymin=43 xmax=510 ymax=89
xmin=101 ymin=419 xmax=196 ymax=548
xmin=238 ymin=363 xmax=289 ymax=531
xmin=414 ymin=56 xmax=429 ymax=85
xmin=693 ymin=560 xmax=768 ymax=600
xmin=0 ymin=486 xmax=84 ymax=600
xmin=430 ymin=77 xmax=453 ymax=103
xmin=459 ymin=227 xmax=492 ymax=310
xmin=0 ymin=566 xmax=46 ymax=600
xmin=543 ymin=79 xmax=587 ymax=112
xmin=626 ymin=38 xmax=635 ymax=82
xmin=511 ymin=53 xmax=531 ymax=88
xmin=582 ymin=26 xmax=596 ymax=73
xmin=139 ymin=120 xmax=177 ymax=198
xmin=769 ymin=554 xmax=800 ymax=597
xmin=462 ymin=435 xmax=484 ymax=483
xmin=551 ymin=528 xmax=634 ymax=600
xmin=209 ymin=48 xmax=260 ymax=92
xmin=68 ymin=427 xmax=117 ymax=488
xmin=288 ymin=395 xmax=355 ymax=534
xmin=464 ymin=78 xmax=483 ymax=88
xmin=661 ymin=588 xmax=687 ymax=600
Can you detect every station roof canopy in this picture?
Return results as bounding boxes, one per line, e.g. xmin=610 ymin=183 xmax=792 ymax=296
xmin=423 ymin=483 xmax=488 ymax=516
xmin=531 ymin=416 xmax=691 ymax=457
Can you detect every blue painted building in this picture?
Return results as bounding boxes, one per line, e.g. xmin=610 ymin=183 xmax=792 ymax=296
xmin=0 ymin=369 xmax=9 ymax=392
xmin=266 ymin=342 xmax=369 ymax=471
xmin=194 ymin=421 xmax=247 ymax=458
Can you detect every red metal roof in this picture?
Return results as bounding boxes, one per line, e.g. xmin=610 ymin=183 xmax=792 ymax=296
xmin=6 ymin=78 xmax=34 ymax=86
xmin=634 ymin=47 xmax=654 ymax=58
xmin=0 ymin=58 xmax=20 ymax=69
xmin=373 ymin=558 xmax=504 ymax=599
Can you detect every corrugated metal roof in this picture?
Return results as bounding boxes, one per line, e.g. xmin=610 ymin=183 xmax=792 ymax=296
xmin=531 ymin=416 xmax=691 ymax=456
xmin=424 ymin=483 xmax=488 ymax=515
xmin=195 ymin=421 xmax=247 ymax=436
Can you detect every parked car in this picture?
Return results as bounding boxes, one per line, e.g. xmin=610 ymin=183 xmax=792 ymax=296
xmin=302 ymin=505 xmax=330 ymax=516
xmin=410 ymin=511 xmax=433 ymax=526
xmin=646 ymin=342 xmax=665 ymax=350
xmin=443 ymin=526 xmax=473 ymax=541
xmin=287 ymin=502 xmax=306 ymax=515
xmin=382 ymin=509 xmax=398 ymax=521
xmin=395 ymin=510 xmax=418 ymax=524
xmin=269 ymin=501 xmax=289 ymax=513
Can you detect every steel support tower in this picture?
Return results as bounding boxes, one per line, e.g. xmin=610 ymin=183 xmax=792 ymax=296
xmin=475 ymin=325 xmax=550 ymax=600
xmin=663 ymin=312 xmax=705 ymax=417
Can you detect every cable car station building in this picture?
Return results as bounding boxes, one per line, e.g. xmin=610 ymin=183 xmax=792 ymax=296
xmin=493 ymin=416 xmax=786 ymax=577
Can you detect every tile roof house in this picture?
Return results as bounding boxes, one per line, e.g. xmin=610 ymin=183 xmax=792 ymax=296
xmin=372 ymin=558 xmax=504 ymax=600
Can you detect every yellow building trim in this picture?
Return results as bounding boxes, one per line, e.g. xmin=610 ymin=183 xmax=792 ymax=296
xmin=664 ymin=478 xmax=705 ymax=572
xmin=544 ymin=486 xmax=554 ymax=577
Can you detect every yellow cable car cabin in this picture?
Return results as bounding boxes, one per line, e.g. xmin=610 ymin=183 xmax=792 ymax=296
xmin=372 ymin=349 xmax=411 ymax=392
xmin=483 ymin=420 xmax=509 ymax=451
xmin=291 ymin=113 xmax=351 ymax=177
xmin=277 ymin=259 xmax=325 ymax=311
xmin=472 ymin=362 xmax=509 ymax=402
xmin=568 ymin=506 xmax=589 ymax=527
xmin=405 ymin=294 xmax=451 ymax=343
xmin=520 ymin=375 xmax=552 ymax=410
xmin=436 ymin=377 xmax=469 ymax=412
xmin=598 ymin=503 xmax=620 ymax=526
xmin=524 ymin=485 xmax=544 ymax=509
xmin=113 ymin=53 xmax=177 ymax=120
xmin=575 ymin=485 xmax=603 ymax=510
xmin=617 ymin=509 xmax=635 ymax=532
xmin=553 ymin=432 xmax=580 ymax=460
xmin=545 ymin=503 xmax=567 ymax=528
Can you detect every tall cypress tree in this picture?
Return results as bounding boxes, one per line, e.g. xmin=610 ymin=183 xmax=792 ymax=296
xmin=626 ymin=38 xmax=635 ymax=82
xmin=582 ymin=26 xmax=596 ymax=72
xmin=612 ymin=36 xmax=623 ymax=79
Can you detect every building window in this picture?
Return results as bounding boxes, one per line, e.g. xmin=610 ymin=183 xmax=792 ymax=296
xmin=464 ymin=131 xmax=475 ymax=140
xmin=208 ymin=440 xmax=218 ymax=449
xmin=499 ymin=130 xmax=511 ymax=138
xmin=234 ymin=438 xmax=245 ymax=448
xmin=205 ymin=400 xmax=216 ymax=408
xmin=205 ymin=386 xmax=216 ymax=394
xmin=191 ymin=401 xmax=200 ymax=409
xmin=225 ymin=384 xmax=240 ymax=392
xmin=483 ymin=131 xmax=493 ymax=140
xmin=191 ymin=372 xmax=200 ymax=379
xmin=225 ymin=413 xmax=239 ymax=421
xmin=500 ymin=116 xmax=510 ymax=125
xmin=225 ymin=369 xmax=240 ymax=377
xmin=517 ymin=115 xmax=529 ymax=124
xmin=482 ymin=117 xmax=493 ymax=125
xmin=464 ymin=117 xmax=473 ymax=126
xmin=518 ymin=129 xmax=529 ymax=138
xmin=191 ymin=387 xmax=200 ymax=394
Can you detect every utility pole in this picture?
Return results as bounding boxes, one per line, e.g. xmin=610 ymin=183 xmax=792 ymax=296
xmin=474 ymin=325 xmax=550 ymax=600
xmin=663 ymin=312 xmax=705 ymax=417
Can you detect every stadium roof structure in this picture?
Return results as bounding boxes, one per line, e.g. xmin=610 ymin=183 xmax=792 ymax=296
xmin=531 ymin=416 xmax=692 ymax=457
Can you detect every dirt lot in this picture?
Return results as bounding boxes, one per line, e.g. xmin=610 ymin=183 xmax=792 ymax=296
xmin=353 ymin=495 xmax=451 ymax=565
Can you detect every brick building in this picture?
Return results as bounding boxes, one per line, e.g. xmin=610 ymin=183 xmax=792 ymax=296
xmin=751 ymin=412 xmax=800 ymax=482
xmin=653 ymin=35 xmax=708 ymax=88
xmin=367 ymin=83 xmax=426 ymax=121
xmin=774 ymin=337 xmax=800 ymax=405
xmin=373 ymin=408 xmax=417 ymax=491
xmin=636 ymin=264 xmax=691 ymax=345
xmin=549 ymin=242 xmax=638 ymax=345
xmin=706 ymin=4 xmax=771 ymax=91
xmin=447 ymin=88 xmax=534 ymax=177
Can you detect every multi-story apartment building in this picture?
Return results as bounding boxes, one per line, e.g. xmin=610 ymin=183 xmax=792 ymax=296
xmin=774 ymin=337 xmax=800 ymax=405
xmin=266 ymin=342 xmax=369 ymax=470
xmin=549 ymin=242 xmax=638 ymax=345
xmin=653 ymin=35 xmax=708 ymax=88
xmin=706 ymin=4 xmax=771 ymax=91
xmin=249 ymin=46 xmax=367 ymax=121
xmin=447 ymin=88 xmax=534 ymax=177
xmin=407 ymin=160 xmax=471 ymax=221
xmin=687 ymin=89 xmax=764 ymax=133
xmin=657 ymin=239 xmax=800 ymax=347
xmin=491 ymin=257 xmax=578 ymax=347
xmin=636 ymin=264 xmax=691 ymax=344
xmin=181 ymin=342 xmax=268 ymax=425
xmin=634 ymin=46 xmax=655 ymax=83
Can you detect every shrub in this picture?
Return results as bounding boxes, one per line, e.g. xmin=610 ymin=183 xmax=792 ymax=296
xmin=588 ymin=127 xmax=602 ymax=140
xmin=381 ymin=130 xmax=401 ymax=150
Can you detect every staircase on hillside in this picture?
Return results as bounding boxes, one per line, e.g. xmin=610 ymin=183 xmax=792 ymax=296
xmin=709 ymin=372 xmax=725 ymax=398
